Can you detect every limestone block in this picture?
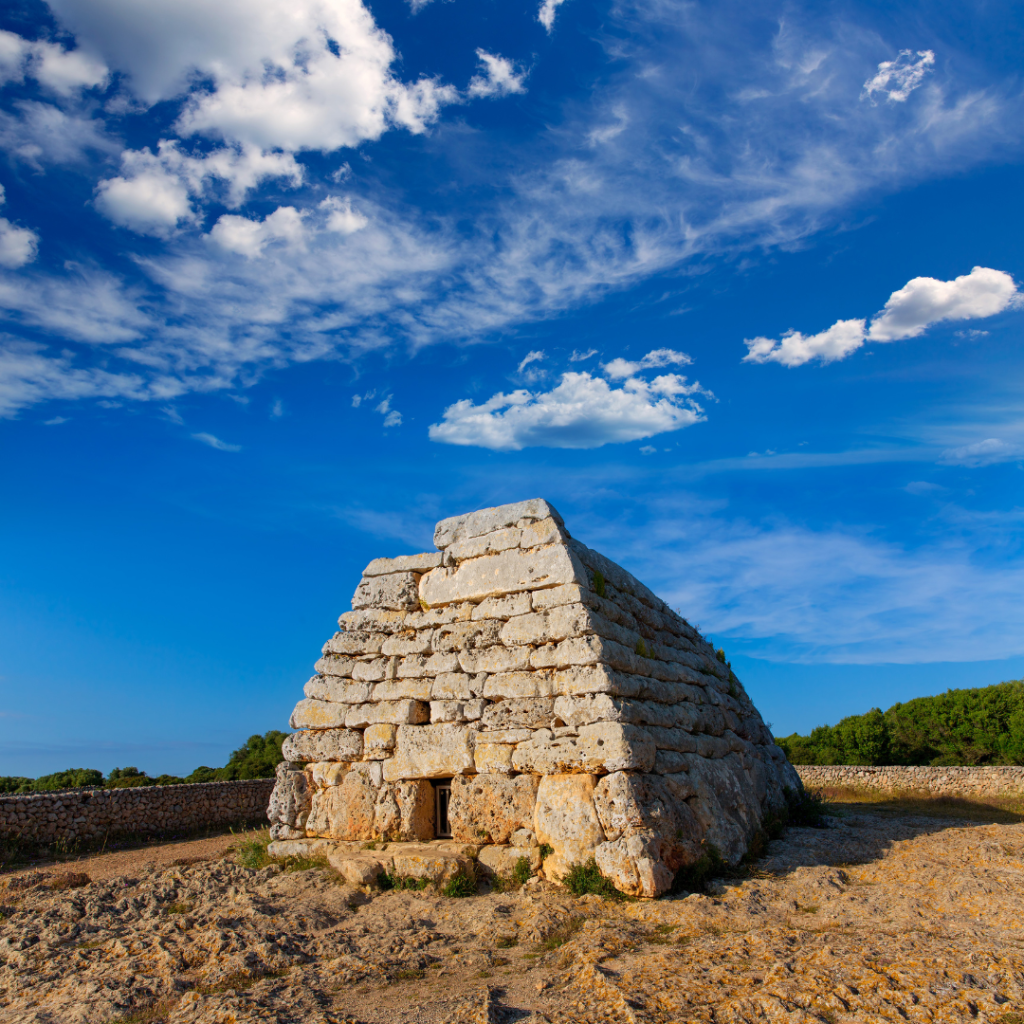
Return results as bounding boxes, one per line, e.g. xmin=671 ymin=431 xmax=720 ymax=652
xmin=290 ymin=698 xmax=349 ymax=730
xmin=390 ymin=845 xmax=475 ymax=884
xmin=267 ymin=762 xmax=311 ymax=829
xmin=533 ymin=774 xmax=605 ymax=881
xmin=644 ymin=727 xmax=699 ymax=754
xmin=471 ymin=593 xmax=532 ymax=621
xmin=481 ymin=698 xmax=555 ymax=731
xmin=433 ymin=498 xmax=564 ymax=549
xmin=305 ymin=764 xmax=380 ymax=841
xmin=447 ymin=526 xmax=522 ymax=562
xmin=531 ymin=583 xmax=585 ymax=610
xmin=405 ymin=603 xmax=474 ymax=628
xmin=328 ymin=848 xmax=394 ymax=886
xmin=363 ymin=552 xmax=442 ymax=576
xmin=433 ymin=620 xmax=502 ymax=653
xmin=474 ymin=743 xmax=515 ymax=774
xmin=352 ymin=572 xmax=421 ymax=611
xmin=382 ymin=724 xmax=476 ymax=781
xmin=304 ymin=676 xmax=374 ymax=704
xmin=595 ymin=834 xmax=675 ymax=899
xmin=511 ymin=828 xmax=536 ymax=848
xmin=500 ymin=605 xmax=593 ymax=647
xmin=352 ymin=659 xmax=388 ymax=682
xmin=339 ymin=608 xmax=408 ymax=634
xmin=519 ymin=517 xmax=568 ymax=549
xmin=552 ymin=664 xmax=688 ymax=703
xmin=476 ymin=729 xmax=534 ymax=744
xmin=345 ymin=700 xmax=430 ymax=728
xmin=267 ymin=838 xmax=337 ymax=859
xmin=313 ymin=655 xmax=355 ymax=677
xmin=397 ymin=652 xmax=460 ymax=677
xmin=282 ymin=728 xmax=363 ymax=763
xmin=553 ymin=694 xmax=703 ymax=731
xmin=381 ymin=632 xmax=433 ymax=656
xmin=430 ymin=699 xmax=486 ymax=723
xmin=476 ymin=844 xmax=541 ymax=879
xmin=459 ymin=645 xmax=531 ymax=674
xmin=450 ymin=774 xmax=539 ymax=844
xmin=419 ymin=545 xmax=586 ymax=606
xmin=374 ymin=779 xmax=435 ymax=840
xmin=371 ymin=679 xmax=433 ymax=702
xmin=322 ymin=632 xmax=385 ymax=655
xmin=431 ymin=672 xmax=486 ymax=700
xmin=364 ymin=723 xmax=398 ymax=759
xmin=511 ymin=722 xmax=656 ymax=775
xmin=308 ymin=761 xmax=351 ymax=789
xmin=483 ymin=671 xmax=556 ymax=700
xmin=269 ymin=823 xmax=306 ymax=841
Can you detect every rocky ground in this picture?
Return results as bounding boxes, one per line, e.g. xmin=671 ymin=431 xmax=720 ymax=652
xmin=1 ymin=807 xmax=1022 ymax=1024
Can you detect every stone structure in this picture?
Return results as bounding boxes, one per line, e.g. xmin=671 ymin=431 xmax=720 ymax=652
xmin=0 ymin=779 xmax=275 ymax=846
xmin=797 ymin=764 xmax=1024 ymax=797
xmin=268 ymin=499 xmax=801 ymax=897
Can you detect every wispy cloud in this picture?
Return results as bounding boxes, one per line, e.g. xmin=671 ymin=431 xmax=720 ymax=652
xmin=862 ymin=49 xmax=935 ymax=104
xmin=939 ymin=438 xmax=1024 ymax=468
xmin=191 ymin=431 xmax=241 ymax=451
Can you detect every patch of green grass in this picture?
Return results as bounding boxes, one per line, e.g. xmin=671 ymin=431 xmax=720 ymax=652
xmin=197 ymin=968 xmax=288 ymax=994
xmin=477 ymin=969 xmax=493 ymax=978
xmin=392 ymin=968 xmax=425 ymax=981
xmin=492 ymin=856 xmax=533 ymax=892
xmin=496 ymin=936 xmax=518 ymax=949
xmin=539 ymin=843 xmax=553 ymax=862
xmin=361 ymin=841 xmax=378 ymax=851
xmin=795 ymin=902 xmax=819 ymax=914
xmin=563 ymin=858 xmax=621 ymax=898
xmin=442 ymin=870 xmax=477 ymax=897
xmin=282 ymin=854 xmax=330 ymax=873
xmin=233 ymin=830 xmax=272 ymax=869
xmin=995 ymin=1014 xmax=1024 ymax=1024
xmin=162 ymin=902 xmax=191 ymax=916
xmin=592 ymin=571 xmax=606 ymax=598
xmin=634 ymin=639 xmax=650 ymax=658
xmin=378 ymin=871 xmax=430 ymax=892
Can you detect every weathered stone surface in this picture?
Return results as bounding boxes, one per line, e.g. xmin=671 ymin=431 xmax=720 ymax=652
xmin=433 ymin=499 xmax=563 ymax=549
xmin=363 ymin=552 xmax=442 ymax=576
xmin=267 ymin=762 xmax=311 ymax=829
xmin=447 ymin=527 xmax=522 ymax=563
xmin=473 ymin=742 xmax=515 ymax=774
xmin=431 ymin=672 xmax=485 ymax=700
xmin=459 ymin=645 xmax=531 ymax=674
xmin=450 ymin=774 xmax=539 ymax=844
xmin=352 ymin=572 xmax=421 ymax=611
xmin=374 ymin=779 xmax=435 ymax=840
xmin=380 ymin=632 xmax=432 ymax=657
xmin=511 ymin=722 xmax=656 ymax=775
xmin=344 ymin=700 xmax=430 ymax=728
xmin=327 ymin=848 xmax=393 ymax=885
xmin=352 ymin=658 xmax=389 ymax=682
xmin=363 ymin=723 xmax=397 ymax=759
xmin=483 ymin=670 xmax=556 ymax=700
xmin=481 ymin=698 xmax=555 ymax=731
xmin=396 ymin=652 xmax=460 ymax=677
xmin=553 ymin=694 xmax=705 ymax=731
xmin=389 ymin=845 xmax=475 ymax=883
xmin=305 ymin=764 xmax=379 ymax=841
xmin=533 ymin=774 xmax=606 ymax=881
xmin=471 ymin=593 xmax=532 ymax=621
xmin=371 ymin=679 xmax=433 ymax=702
xmin=430 ymin=699 xmax=486 ymax=723
xmin=282 ymin=729 xmax=363 ymax=763
xmin=432 ymin=620 xmax=502 ymax=653
xmin=476 ymin=844 xmax=541 ymax=878
xmin=382 ymin=724 xmax=476 ymax=781
xmin=420 ymin=545 xmax=586 ymax=606
xmin=322 ymin=631 xmax=385 ymax=655
xmin=290 ymin=698 xmax=348 ymax=730
xmin=304 ymin=676 xmax=374 ymax=704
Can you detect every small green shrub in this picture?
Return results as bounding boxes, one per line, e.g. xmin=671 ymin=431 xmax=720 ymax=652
xmin=672 ymin=844 xmax=724 ymax=893
xmin=442 ymin=870 xmax=477 ymax=897
xmin=378 ymin=872 xmax=430 ymax=891
xmin=715 ymin=648 xmax=727 ymax=664
xmin=539 ymin=843 xmax=553 ymax=861
xmin=634 ymin=639 xmax=649 ymax=658
xmin=538 ymin=917 xmax=583 ymax=950
xmin=233 ymin=831 xmax=272 ymax=869
xmin=496 ymin=936 xmax=518 ymax=948
xmin=511 ymin=855 xmax=532 ymax=885
xmin=785 ymin=787 xmax=831 ymax=828
xmin=564 ymin=859 xmax=620 ymax=898
xmin=592 ymin=571 xmax=606 ymax=598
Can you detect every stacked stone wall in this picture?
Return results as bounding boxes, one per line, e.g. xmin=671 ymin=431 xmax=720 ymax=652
xmin=270 ymin=498 xmax=801 ymax=897
xmin=0 ymin=779 xmax=275 ymax=846
xmin=796 ymin=764 xmax=1024 ymax=798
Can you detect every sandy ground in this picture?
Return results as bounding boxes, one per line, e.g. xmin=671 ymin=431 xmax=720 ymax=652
xmin=1 ymin=809 xmax=1022 ymax=1024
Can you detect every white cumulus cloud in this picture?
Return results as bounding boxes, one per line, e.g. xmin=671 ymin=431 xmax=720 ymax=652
xmin=744 ymin=267 xmax=1019 ymax=366
xmin=603 ymin=348 xmax=693 ymax=379
xmin=863 ymin=49 xmax=935 ymax=103
xmin=0 ymin=185 xmax=39 ymax=269
xmin=208 ymin=206 xmax=306 ymax=257
xmin=0 ymin=28 xmax=108 ymax=96
xmin=429 ymin=369 xmax=708 ymax=451
xmin=867 ymin=266 xmax=1020 ymax=342
xmin=320 ymin=196 xmax=369 ymax=235
xmin=538 ymin=0 xmax=568 ymax=32
xmin=467 ymin=50 xmax=527 ymax=99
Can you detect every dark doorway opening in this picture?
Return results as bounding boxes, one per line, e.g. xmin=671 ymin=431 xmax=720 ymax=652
xmin=433 ymin=779 xmax=452 ymax=838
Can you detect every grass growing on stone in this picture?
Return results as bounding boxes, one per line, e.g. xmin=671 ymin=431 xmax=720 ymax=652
xmin=491 ymin=856 xmax=533 ymax=892
xmin=378 ymin=871 xmax=430 ymax=892
xmin=442 ymin=870 xmax=477 ymax=897
xmin=232 ymin=830 xmax=272 ymax=869
xmin=563 ymin=859 xmax=621 ymax=899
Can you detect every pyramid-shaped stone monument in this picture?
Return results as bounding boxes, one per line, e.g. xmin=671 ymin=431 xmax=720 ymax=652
xmin=268 ymin=499 xmax=801 ymax=897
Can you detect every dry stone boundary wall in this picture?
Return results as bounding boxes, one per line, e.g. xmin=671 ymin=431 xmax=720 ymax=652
xmin=796 ymin=765 xmax=1024 ymax=798
xmin=0 ymin=779 xmax=275 ymax=846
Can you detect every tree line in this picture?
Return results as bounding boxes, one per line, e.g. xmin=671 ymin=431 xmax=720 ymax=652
xmin=0 ymin=731 xmax=287 ymax=794
xmin=775 ymin=680 xmax=1024 ymax=766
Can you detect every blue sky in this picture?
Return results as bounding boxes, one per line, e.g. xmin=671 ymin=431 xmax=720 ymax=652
xmin=1 ymin=0 xmax=1022 ymax=776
